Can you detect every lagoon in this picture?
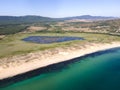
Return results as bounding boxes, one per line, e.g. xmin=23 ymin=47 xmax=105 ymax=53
xmin=22 ymin=36 xmax=84 ymax=44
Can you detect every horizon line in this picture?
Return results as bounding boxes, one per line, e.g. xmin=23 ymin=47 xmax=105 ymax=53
xmin=0 ymin=15 xmax=119 ymax=18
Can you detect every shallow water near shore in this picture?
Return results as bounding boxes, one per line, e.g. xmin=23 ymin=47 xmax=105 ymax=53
xmin=1 ymin=47 xmax=120 ymax=90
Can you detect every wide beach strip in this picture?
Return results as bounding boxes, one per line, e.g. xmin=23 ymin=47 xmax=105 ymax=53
xmin=0 ymin=42 xmax=120 ymax=80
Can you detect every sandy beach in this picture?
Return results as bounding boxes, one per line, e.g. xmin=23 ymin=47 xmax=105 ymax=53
xmin=0 ymin=42 xmax=120 ymax=80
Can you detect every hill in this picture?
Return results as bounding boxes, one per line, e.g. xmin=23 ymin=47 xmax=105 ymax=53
xmin=0 ymin=15 xmax=53 ymax=24
xmin=0 ymin=15 xmax=119 ymax=35
xmin=0 ymin=15 xmax=117 ymax=25
xmin=58 ymin=15 xmax=116 ymax=21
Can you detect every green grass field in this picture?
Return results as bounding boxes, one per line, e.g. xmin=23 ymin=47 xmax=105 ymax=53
xmin=0 ymin=32 xmax=120 ymax=58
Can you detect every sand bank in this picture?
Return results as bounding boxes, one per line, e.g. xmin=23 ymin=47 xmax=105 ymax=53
xmin=0 ymin=42 xmax=120 ymax=80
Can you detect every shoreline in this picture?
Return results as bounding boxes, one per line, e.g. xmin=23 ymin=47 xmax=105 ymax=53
xmin=0 ymin=42 xmax=120 ymax=80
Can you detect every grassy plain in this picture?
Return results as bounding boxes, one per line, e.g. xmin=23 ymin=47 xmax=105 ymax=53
xmin=0 ymin=32 xmax=120 ymax=58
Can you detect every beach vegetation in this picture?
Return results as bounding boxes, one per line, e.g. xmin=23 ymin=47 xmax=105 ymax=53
xmin=0 ymin=32 xmax=120 ymax=58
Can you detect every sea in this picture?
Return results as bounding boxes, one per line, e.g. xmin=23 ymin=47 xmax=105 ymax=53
xmin=1 ymin=47 xmax=120 ymax=90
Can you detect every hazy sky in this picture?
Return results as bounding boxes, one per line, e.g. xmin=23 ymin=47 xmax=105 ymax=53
xmin=0 ymin=0 xmax=120 ymax=17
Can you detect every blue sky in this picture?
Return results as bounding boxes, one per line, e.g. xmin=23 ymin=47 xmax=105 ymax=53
xmin=0 ymin=0 xmax=120 ymax=17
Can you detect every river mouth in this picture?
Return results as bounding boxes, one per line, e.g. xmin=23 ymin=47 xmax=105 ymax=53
xmin=22 ymin=36 xmax=84 ymax=44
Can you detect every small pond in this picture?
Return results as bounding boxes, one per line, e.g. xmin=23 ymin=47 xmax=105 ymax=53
xmin=22 ymin=36 xmax=84 ymax=44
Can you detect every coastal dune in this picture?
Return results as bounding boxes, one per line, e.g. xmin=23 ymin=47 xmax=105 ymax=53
xmin=0 ymin=42 xmax=120 ymax=80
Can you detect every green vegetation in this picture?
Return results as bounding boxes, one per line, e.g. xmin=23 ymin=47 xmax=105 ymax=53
xmin=0 ymin=32 xmax=120 ymax=58
xmin=0 ymin=24 xmax=27 ymax=35
xmin=0 ymin=16 xmax=120 ymax=35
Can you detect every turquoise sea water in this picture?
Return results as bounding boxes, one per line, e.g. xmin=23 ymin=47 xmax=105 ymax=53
xmin=1 ymin=47 xmax=120 ymax=90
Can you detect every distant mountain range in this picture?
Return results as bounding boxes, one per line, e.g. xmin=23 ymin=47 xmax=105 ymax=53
xmin=0 ymin=15 xmax=118 ymax=24
xmin=0 ymin=15 xmax=53 ymax=24
xmin=59 ymin=15 xmax=117 ymax=20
